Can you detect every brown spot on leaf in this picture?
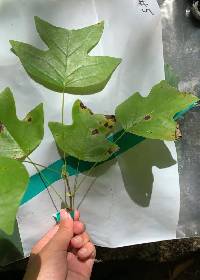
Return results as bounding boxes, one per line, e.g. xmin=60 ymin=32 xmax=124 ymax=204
xmin=0 ymin=122 xmax=4 ymax=133
xmin=107 ymin=146 xmax=118 ymax=155
xmin=107 ymin=148 xmax=114 ymax=155
xmin=80 ymin=101 xmax=94 ymax=115
xmin=27 ymin=116 xmax=32 ymax=122
xmin=144 ymin=115 xmax=151 ymax=120
xmin=92 ymin=129 xmax=99 ymax=135
xmin=105 ymin=115 xmax=116 ymax=122
xmin=176 ymin=124 xmax=182 ymax=139
xmin=88 ymin=108 xmax=94 ymax=115
xmin=104 ymin=115 xmax=116 ymax=129
xmin=80 ymin=102 xmax=87 ymax=109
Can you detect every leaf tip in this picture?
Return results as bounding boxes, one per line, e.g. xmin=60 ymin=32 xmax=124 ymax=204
xmin=34 ymin=15 xmax=42 ymax=25
xmin=98 ymin=20 xmax=104 ymax=28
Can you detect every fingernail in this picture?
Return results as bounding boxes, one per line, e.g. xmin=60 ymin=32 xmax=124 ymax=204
xmin=60 ymin=209 xmax=72 ymax=221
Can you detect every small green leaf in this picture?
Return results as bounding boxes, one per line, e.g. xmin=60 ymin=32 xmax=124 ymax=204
xmin=49 ymin=100 xmax=119 ymax=162
xmin=0 ymin=157 xmax=29 ymax=234
xmin=10 ymin=17 xmax=121 ymax=94
xmin=0 ymin=87 xmax=44 ymax=160
xmin=165 ymin=64 xmax=180 ymax=89
xmin=115 ymin=80 xmax=199 ymax=140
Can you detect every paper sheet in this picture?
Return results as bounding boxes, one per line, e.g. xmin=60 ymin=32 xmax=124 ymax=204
xmin=0 ymin=0 xmax=180 ymax=257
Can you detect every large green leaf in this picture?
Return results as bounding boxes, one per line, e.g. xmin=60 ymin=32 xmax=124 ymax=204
xmin=49 ymin=100 xmax=119 ymax=162
xmin=0 ymin=87 xmax=44 ymax=160
xmin=10 ymin=17 xmax=121 ymax=94
xmin=0 ymin=157 xmax=29 ymax=234
xmin=115 ymin=80 xmax=199 ymax=140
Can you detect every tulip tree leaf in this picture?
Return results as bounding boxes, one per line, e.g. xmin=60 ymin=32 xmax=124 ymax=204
xmin=115 ymin=80 xmax=199 ymax=140
xmin=165 ymin=64 xmax=179 ymax=89
xmin=10 ymin=17 xmax=121 ymax=94
xmin=0 ymin=157 xmax=29 ymax=234
xmin=49 ymin=100 xmax=119 ymax=162
xmin=0 ymin=87 xmax=44 ymax=160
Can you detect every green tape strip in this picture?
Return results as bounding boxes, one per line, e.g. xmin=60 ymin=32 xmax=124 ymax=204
xmin=53 ymin=210 xmax=74 ymax=223
xmin=20 ymin=103 xmax=197 ymax=206
xmin=21 ymin=131 xmax=144 ymax=205
xmin=174 ymin=102 xmax=198 ymax=120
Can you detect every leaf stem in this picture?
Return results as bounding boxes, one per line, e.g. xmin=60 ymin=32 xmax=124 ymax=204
xmin=73 ymin=161 xmax=80 ymax=208
xmin=113 ymin=130 xmax=126 ymax=145
xmin=61 ymin=91 xmax=65 ymax=125
xmin=26 ymin=156 xmax=61 ymax=212
xmin=61 ymin=88 xmax=73 ymax=210
xmin=77 ymin=177 xmax=97 ymax=209
xmin=74 ymin=162 xmax=97 ymax=194
xmin=61 ymin=166 xmax=73 ymax=210
xmin=24 ymin=160 xmax=60 ymax=175
xmin=74 ymin=131 xmax=126 ymax=195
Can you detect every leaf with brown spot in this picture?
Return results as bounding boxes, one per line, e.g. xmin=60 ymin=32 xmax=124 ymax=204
xmin=0 ymin=87 xmax=44 ymax=160
xmin=116 ymin=80 xmax=199 ymax=140
xmin=49 ymin=100 xmax=118 ymax=162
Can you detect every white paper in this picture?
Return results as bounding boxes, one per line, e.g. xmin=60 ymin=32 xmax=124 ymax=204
xmin=0 ymin=0 xmax=180 ymax=256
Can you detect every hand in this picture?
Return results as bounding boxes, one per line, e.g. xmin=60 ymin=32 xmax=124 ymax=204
xmin=23 ymin=209 xmax=96 ymax=280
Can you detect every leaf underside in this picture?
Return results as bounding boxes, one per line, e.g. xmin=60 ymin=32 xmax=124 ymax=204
xmin=49 ymin=100 xmax=119 ymax=162
xmin=0 ymin=157 xmax=29 ymax=234
xmin=116 ymin=80 xmax=199 ymax=141
xmin=0 ymin=87 xmax=44 ymax=160
xmin=10 ymin=17 xmax=121 ymax=94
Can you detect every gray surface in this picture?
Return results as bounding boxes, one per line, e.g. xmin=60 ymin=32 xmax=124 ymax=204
xmin=160 ymin=0 xmax=200 ymax=237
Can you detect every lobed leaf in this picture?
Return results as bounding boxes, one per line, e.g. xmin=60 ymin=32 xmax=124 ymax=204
xmin=115 ymin=80 xmax=199 ymax=141
xmin=49 ymin=100 xmax=119 ymax=162
xmin=10 ymin=17 xmax=121 ymax=94
xmin=0 ymin=157 xmax=29 ymax=234
xmin=0 ymin=87 xmax=44 ymax=160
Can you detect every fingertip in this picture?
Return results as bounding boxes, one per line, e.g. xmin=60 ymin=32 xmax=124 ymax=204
xmin=74 ymin=209 xmax=80 ymax=221
xmin=60 ymin=209 xmax=72 ymax=221
xmin=73 ymin=221 xmax=85 ymax=235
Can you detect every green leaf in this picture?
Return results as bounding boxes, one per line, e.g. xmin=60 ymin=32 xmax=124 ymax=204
xmin=10 ymin=17 xmax=121 ymax=94
xmin=49 ymin=100 xmax=119 ymax=162
xmin=0 ymin=157 xmax=29 ymax=234
xmin=0 ymin=87 xmax=44 ymax=160
xmin=115 ymin=80 xmax=199 ymax=141
xmin=164 ymin=64 xmax=180 ymax=89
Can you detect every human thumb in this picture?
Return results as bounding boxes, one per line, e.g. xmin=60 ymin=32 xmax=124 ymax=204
xmin=47 ymin=209 xmax=73 ymax=251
